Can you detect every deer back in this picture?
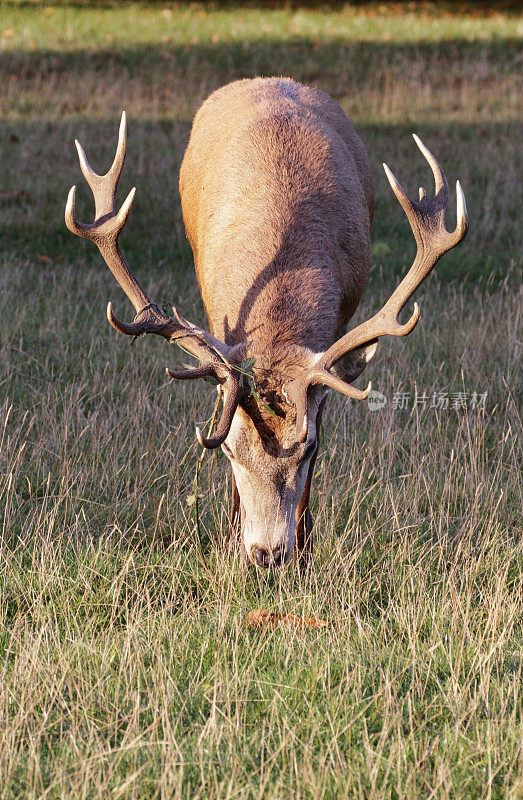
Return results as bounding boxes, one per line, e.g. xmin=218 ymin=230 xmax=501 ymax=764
xmin=179 ymin=78 xmax=374 ymax=381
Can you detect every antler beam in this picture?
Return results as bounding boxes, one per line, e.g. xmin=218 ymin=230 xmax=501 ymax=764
xmin=284 ymin=135 xmax=468 ymax=441
xmin=65 ymin=112 xmax=243 ymax=448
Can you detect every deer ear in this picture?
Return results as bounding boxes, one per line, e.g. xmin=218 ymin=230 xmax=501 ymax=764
xmin=335 ymin=341 xmax=378 ymax=382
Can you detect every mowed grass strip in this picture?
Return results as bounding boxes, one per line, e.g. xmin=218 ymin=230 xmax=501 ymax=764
xmin=0 ymin=2 xmax=522 ymax=799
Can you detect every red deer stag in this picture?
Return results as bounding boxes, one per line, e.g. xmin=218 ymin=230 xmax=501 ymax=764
xmin=65 ymin=78 xmax=467 ymax=568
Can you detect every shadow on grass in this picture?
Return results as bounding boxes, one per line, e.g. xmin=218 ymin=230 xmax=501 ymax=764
xmin=1 ymin=36 xmax=520 ymax=83
xmin=0 ymin=37 xmax=519 ymax=282
xmin=1 ymin=118 xmax=517 ymax=287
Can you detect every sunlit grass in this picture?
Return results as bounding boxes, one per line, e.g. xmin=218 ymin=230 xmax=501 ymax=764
xmin=1 ymin=255 xmax=521 ymax=798
xmin=0 ymin=2 xmax=520 ymax=51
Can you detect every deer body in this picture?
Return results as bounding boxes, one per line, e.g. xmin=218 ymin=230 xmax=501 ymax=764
xmin=179 ymin=79 xmax=376 ymax=562
xmin=65 ymin=78 xmax=467 ymax=568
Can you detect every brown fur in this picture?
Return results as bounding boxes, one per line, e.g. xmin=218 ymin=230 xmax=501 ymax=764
xmin=179 ymin=78 xmax=374 ymax=565
xmin=180 ymin=78 xmax=373 ymax=375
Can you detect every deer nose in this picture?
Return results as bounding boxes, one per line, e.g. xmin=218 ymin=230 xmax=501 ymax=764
xmin=253 ymin=546 xmax=286 ymax=568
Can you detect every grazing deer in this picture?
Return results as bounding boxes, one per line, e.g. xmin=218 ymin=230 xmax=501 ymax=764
xmin=65 ymin=78 xmax=467 ymax=568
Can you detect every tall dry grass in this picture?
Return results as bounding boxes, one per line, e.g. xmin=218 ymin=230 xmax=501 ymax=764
xmin=0 ymin=251 xmax=521 ymax=798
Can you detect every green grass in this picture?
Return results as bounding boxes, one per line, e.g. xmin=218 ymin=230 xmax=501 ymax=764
xmin=0 ymin=2 xmax=522 ymax=798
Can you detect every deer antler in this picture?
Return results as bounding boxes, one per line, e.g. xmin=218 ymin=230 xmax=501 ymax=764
xmin=284 ymin=135 xmax=468 ymax=441
xmin=65 ymin=112 xmax=244 ymax=448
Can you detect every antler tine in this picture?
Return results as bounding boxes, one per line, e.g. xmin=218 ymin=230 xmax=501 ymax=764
xmin=382 ymin=162 xmax=412 ymax=220
xmin=74 ymin=111 xmax=127 ymax=220
xmin=64 ymin=185 xmax=82 ymax=237
xmin=166 ymin=364 xmax=220 ymax=381
xmin=195 ymin=372 xmax=243 ymax=449
xmin=412 ymin=133 xmax=448 ymax=199
xmin=167 ymin=365 xmax=244 ymax=449
xmin=288 ymin=372 xmax=372 ymax=444
xmin=283 ymin=136 xmax=468 ymax=440
xmin=106 ymin=298 xmax=172 ymax=336
xmin=65 ymin=183 xmax=136 ymax=242
xmin=455 ymin=179 xmax=468 ymax=239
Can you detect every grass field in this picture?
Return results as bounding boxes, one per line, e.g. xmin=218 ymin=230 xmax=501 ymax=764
xmin=0 ymin=2 xmax=521 ymax=798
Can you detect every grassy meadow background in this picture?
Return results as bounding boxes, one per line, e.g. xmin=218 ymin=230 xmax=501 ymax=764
xmin=0 ymin=1 xmax=521 ymax=797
